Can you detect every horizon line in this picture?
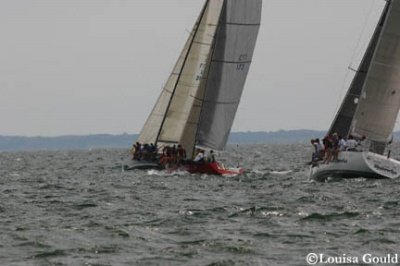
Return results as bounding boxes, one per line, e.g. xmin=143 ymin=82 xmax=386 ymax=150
xmin=0 ymin=129 xmax=329 ymax=138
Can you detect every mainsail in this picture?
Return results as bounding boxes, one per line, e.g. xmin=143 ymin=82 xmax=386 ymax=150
xmin=328 ymin=3 xmax=389 ymax=138
xmin=196 ymin=0 xmax=262 ymax=151
xmin=137 ymin=0 xmax=262 ymax=156
xmin=352 ymin=0 xmax=400 ymax=153
xmin=329 ymin=0 xmax=400 ymax=154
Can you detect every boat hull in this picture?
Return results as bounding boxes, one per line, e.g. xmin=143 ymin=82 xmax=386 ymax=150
xmin=310 ymin=151 xmax=400 ymax=180
xmin=124 ymin=160 xmax=164 ymax=171
xmin=185 ymin=162 xmax=244 ymax=176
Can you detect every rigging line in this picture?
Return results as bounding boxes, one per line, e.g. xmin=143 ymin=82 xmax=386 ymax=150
xmin=186 ymin=29 xmax=216 ymax=40
xmin=193 ymin=40 xmax=213 ymax=46
xmin=186 ymin=25 xmax=218 ymax=40
xmin=185 ymin=29 xmax=196 ymax=37
xmin=211 ymin=59 xmax=252 ymax=64
xmin=349 ymin=0 xmax=379 ymax=66
xmin=161 ymin=88 xmax=173 ymax=94
xmin=348 ymin=66 xmax=368 ymax=74
xmin=224 ymin=22 xmax=261 ymax=26
xmin=157 ymin=140 xmax=179 ymax=144
xmin=188 ymin=93 xmax=239 ymax=105
xmin=347 ymin=92 xmax=363 ymax=97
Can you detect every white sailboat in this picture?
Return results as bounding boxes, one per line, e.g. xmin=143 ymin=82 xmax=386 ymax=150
xmin=311 ymin=0 xmax=400 ymax=180
xmin=126 ymin=0 xmax=262 ymax=174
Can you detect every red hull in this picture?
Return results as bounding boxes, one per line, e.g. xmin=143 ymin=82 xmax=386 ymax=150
xmin=185 ymin=162 xmax=244 ymax=176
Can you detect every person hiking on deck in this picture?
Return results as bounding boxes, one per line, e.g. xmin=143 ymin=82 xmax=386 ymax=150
xmin=209 ymin=150 xmax=216 ymax=163
xmin=159 ymin=146 xmax=173 ymax=166
xmin=338 ymin=135 xmax=347 ymax=152
xmin=177 ymin=144 xmax=187 ymax=164
xmin=346 ymin=135 xmax=358 ymax=151
xmin=311 ymin=139 xmax=318 ymax=161
xmin=315 ymin=138 xmax=324 ymax=160
xmin=132 ymin=142 xmax=141 ymax=160
xmin=331 ymin=133 xmax=340 ymax=161
xmin=130 ymin=144 xmax=136 ymax=160
xmin=149 ymin=143 xmax=157 ymax=161
xmin=322 ymin=135 xmax=333 ymax=164
xmin=193 ymin=149 xmax=205 ymax=164
xmin=310 ymin=138 xmax=323 ymax=161
xmin=357 ymin=135 xmax=367 ymax=151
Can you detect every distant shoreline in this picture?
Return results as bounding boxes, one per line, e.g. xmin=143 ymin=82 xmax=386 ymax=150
xmin=1 ymin=130 xmax=397 ymax=151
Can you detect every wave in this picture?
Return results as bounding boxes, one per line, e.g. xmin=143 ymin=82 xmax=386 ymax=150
xmin=300 ymin=211 xmax=360 ymax=221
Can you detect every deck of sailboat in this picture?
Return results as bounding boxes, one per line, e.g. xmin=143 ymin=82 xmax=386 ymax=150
xmin=311 ymin=150 xmax=400 ymax=180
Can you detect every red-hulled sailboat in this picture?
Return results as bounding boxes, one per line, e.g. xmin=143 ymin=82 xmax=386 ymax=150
xmin=125 ymin=0 xmax=262 ymax=176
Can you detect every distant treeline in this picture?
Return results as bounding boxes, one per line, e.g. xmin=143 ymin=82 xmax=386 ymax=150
xmin=1 ymin=130 xmax=399 ymax=151
xmin=0 ymin=134 xmax=136 ymax=151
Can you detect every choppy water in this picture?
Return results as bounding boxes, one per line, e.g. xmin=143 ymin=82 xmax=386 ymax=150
xmin=1 ymin=144 xmax=400 ymax=265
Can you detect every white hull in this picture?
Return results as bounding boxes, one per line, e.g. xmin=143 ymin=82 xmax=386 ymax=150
xmin=310 ymin=151 xmax=400 ymax=180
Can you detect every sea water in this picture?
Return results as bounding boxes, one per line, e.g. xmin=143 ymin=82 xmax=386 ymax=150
xmin=1 ymin=144 xmax=400 ymax=265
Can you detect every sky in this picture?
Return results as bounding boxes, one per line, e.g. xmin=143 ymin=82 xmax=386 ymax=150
xmin=0 ymin=0 xmax=389 ymax=136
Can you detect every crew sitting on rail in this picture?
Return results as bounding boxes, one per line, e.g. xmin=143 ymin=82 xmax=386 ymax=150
xmin=338 ymin=136 xmax=347 ymax=152
xmin=132 ymin=142 xmax=142 ymax=160
xmin=346 ymin=135 xmax=357 ymax=151
xmin=159 ymin=146 xmax=173 ymax=166
xmin=311 ymin=139 xmax=324 ymax=162
xmin=345 ymin=135 xmax=367 ymax=152
xmin=331 ymin=133 xmax=340 ymax=161
xmin=208 ymin=150 xmax=216 ymax=163
xmin=132 ymin=142 xmax=158 ymax=161
xmin=177 ymin=144 xmax=187 ymax=164
xmin=357 ymin=135 xmax=367 ymax=151
xmin=322 ymin=135 xmax=334 ymax=164
xmin=193 ymin=149 xmax=205 ymax=164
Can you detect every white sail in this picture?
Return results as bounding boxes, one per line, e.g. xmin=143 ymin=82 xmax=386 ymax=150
xmin=351 ymin=0 xmax=400 ymax=150
xmin=155 ymin=0 xmax=224 ymax=150
xmin=137 ymin=2 xmax=207 ymax=145
xmin=196 ymin=0 xmax=262 ymax=150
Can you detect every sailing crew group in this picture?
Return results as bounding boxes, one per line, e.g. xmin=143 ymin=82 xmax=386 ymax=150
xmin=131 ymin=142 xmax=217 ymax=168
xmin=311 ymin=134 xmax=366 ymax=164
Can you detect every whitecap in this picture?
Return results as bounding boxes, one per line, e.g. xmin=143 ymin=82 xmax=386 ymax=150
xmin=271 ymin=170 xmax=292 ymax=175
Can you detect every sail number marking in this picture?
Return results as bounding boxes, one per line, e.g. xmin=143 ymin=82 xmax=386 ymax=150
xmin=237 ymin=54 xmax=248 ymax=71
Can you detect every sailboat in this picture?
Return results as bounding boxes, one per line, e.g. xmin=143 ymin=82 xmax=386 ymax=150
xmin=126 ymin=0 xmax=262 ymax=175
xmin=311 ymin=0 xmax=400 ymax=179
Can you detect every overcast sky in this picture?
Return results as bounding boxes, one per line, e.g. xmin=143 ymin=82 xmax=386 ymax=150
xmin=0 ymin=0 xmax=388 ymax=136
